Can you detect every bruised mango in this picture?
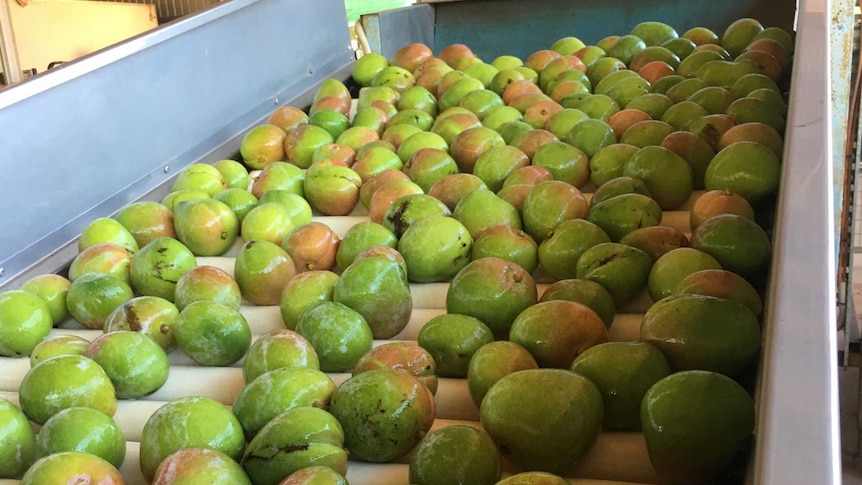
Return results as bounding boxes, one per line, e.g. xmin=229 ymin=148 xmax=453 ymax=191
xmin=330 ymin=368 xmax=435 ymax=463
xmin=539 ymin=219 xmax=611 ymax=280
xmin=619 ymin=225 xmax=690 ymax=262
xmin=241 ymin=407 xmax=347 ymax=485
xmin=590 ymin=176 xmax=652 ymax=207
xmin=384 ymin=194 xmax=451 ymax=239
xmin=588 ymin=193 xmax=663 ymax=242
xmin=576 ymin=242 xmax=652 ymax=307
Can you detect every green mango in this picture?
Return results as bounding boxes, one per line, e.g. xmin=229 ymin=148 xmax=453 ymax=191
xmin=640 ymin=293 xmax=760 ymax=376
xmin=232 ymin=367 xmax=336 ymax=439
xmin=480 ymin=369 xmax=603 ymax=474
xmin=140 ymin=396 xmax=245 ymax=481
xmin=623 ymin=146 xmax=693 ymax=210
xmin=695 ymin=60 xmax=763 ymax=88
xmin=21 ymin=452 xmax=123 ymax=485
xmin=571 ymin=341 xmax=671 ymax=430
xmin=152 ymin=448 xmax=251 ymax=484
xmin=641 ymin=370 xmax=755 ymax=484
xmin=333 ymin=256 xmax=412 ymax=339
xmin=398 ymin=216 xmax=472 ymax=283
xmin=409 ymin=425 xmax=501 ymax=485
xmin=0 ymin=397 xmax=37 ymax=477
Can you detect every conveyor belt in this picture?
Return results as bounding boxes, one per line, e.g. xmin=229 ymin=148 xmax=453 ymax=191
xmin=0 ymin=192 xmax=706 ymax=484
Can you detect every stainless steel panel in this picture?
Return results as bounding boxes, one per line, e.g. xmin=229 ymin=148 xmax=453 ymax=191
xmin=361 ymin=4 xmax=435 ymax=59
xmin=753 ymin=0 xmax=840 ymax=482
xmin=0 ymin=0 xmax=354 ymax=289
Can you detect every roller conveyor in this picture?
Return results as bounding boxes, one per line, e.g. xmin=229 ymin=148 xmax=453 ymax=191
xmin=0 ymin=0 xmax=839 ymax=483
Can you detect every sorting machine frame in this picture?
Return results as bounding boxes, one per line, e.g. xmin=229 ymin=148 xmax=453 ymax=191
xmin=0 ymin=0 xmax=839 ymax=483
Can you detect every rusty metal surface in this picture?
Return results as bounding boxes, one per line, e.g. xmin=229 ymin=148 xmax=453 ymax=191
xmin=835 ymin=0 xmax=855 ymax=261
xmin=90 ymin=0 xmax=222 ymax=23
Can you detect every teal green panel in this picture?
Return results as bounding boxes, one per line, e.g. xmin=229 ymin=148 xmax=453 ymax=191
xmin=432 ymin=0 xmax=795 ymax=61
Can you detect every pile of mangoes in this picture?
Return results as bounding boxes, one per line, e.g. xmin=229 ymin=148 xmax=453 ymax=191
xmin=0 ymin=16 xmax=791 ymax=485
